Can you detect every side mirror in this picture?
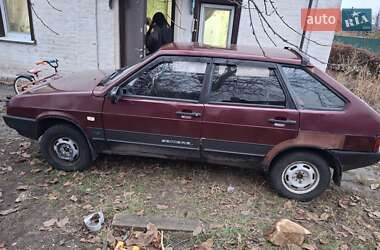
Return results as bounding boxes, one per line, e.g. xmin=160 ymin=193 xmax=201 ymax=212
xmin=109 ymin=86 xmax=121 ymax=104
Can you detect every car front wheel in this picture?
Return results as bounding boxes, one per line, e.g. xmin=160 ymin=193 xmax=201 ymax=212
xmin=269 ymin=152 xmax=331 ymax=201
xmin=40 ymin=124 xmax=92 ymax=171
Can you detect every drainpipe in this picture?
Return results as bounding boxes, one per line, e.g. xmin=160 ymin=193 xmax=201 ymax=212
xmin=300 ymin=0 xmax=314 ymax=50
xmin=95 ymin=0 xmax=100 ymax=69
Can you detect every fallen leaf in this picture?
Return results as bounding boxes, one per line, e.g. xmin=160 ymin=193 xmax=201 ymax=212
xmin=284 ymin=200 xmax=293 ymax=210
xmin=0 ymin=207 xmax=20 ymax=216
xmin=136 ymin=209 xmax=144 ymax=216
xmin=341 ymin=225 xmax=354 ymax=236
xmin=196 ymin=239 xmax=213 ymax=250
xmin=358 ymin=235 xmax=367 ymax=242
xmin=106 ymin=230 xmax=116 ymax=247
xmin=48 ymin=178 xmax=59 ymax=185
xmin=30 ymin=168 xmax=42 ymax=174
xmin=15 ymin=191 xmax=30 ymax=203
xmin=302 ymin=243 xmax=317 ymax=250
xmin=319 ymin=238 xmax=329 ymax=244
xmin=48 ymin=193 xmax=59 ymax=200
xmin=19 ymin=141 xmax=31 ymax=149
xmin=338 ymin=197 xmax=350 ymax=209
xmin=21 ymin=152 xmax=31 ymax=158
xmin=340 ymin=244 xmax=349 ymax=250
xmin=193 ymin=223 xmax=204 ymax=236
xmin=16 ymin=185 xmax=28 ymax=191
xmin=265 ymin=219 xmax=311 ymax=247
xmin=320 ymin=212 xmax=330 ymax=221
xmin=43 ymin=218 xmax=58 ymax=228
xmin=70 ymin=195 xmax=78 ymax=202
xmin=82 ymin=204 xmax=93 ymax=210
xmin=57 ymin=217 xmax=69 ymax=228
xmin=156 ymin=204 xmax=168 ymax=210
xmin=370 ymin=183 xmax=380 ymax=190
xmin=63 ymin=181 xmax=73 ymax=187
xmin=373 ymin=232 xmax=380 ymax=241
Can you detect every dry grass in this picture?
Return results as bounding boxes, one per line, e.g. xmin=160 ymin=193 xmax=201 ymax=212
xmin=328 ymin=44 xmax=380 ymax=112
xmin=332 ymin=69 xmax=380 ymax=111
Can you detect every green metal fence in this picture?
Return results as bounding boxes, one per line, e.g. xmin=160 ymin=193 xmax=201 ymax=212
xmin=334 ymin=35 xmax=380 ymax=53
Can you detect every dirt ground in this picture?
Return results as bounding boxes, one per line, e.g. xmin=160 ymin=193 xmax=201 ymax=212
xmin=0 ymin=84 xmax=379 ymax=250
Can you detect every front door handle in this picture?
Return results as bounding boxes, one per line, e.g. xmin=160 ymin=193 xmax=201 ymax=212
xmin=176 ymin=111 xmax=202 ymax=118
xmin=268 ymin=118 xmax=297 ymax=125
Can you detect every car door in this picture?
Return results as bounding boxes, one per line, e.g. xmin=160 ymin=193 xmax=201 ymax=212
xmin=102 ymin=56 xmax=210 ymax=160
xmin=201 ymin=59 xmax=300 ymax=167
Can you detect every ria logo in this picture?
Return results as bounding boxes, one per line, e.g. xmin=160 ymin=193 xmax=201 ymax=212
xmin=342 ymin=9 xmax=372 ymax=31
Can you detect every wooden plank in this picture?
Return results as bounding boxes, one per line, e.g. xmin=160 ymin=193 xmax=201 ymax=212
xmin=112 ymin=213 xmax=203 ymax=232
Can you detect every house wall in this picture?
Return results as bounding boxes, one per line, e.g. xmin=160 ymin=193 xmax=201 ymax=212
xmin=0 ymin=0 xmax=116 ymax=80
xmin=173 ymin=0 xmax=342 ymax=70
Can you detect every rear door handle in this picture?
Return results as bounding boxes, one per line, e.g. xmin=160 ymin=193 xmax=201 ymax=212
xmin=268 ymin=118 xmax=297 ymax=125
xmin=176 ymin=111 xmax=202 ymax=118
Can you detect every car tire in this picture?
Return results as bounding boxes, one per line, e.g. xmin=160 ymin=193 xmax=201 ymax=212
xmin=40 ymin=124 xmax=92 ymax=171
xmin=269 ymin=152 xmax=331 ymax=201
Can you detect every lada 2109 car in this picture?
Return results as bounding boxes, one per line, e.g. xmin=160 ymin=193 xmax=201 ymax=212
xmin=4 ymin=43 xmax=380 ymax=201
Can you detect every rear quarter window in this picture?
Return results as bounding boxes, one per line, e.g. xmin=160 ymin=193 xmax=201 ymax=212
xmin=282 ymin=67 xmax=345 ymax=110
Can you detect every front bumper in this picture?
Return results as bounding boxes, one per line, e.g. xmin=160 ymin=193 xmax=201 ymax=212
xmin=330 ymin=150 xmax=380 ymax=171
xmin=3 ymin=115 xmax=38 ymax=140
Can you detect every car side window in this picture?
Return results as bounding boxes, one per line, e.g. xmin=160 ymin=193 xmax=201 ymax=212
xmin=209 ymin=64 xmax=286 ymax=107
xmin=122 ymin=59 xmax=207 ymax=101
xmin=282 ymin=67 xmax=345 ymax=110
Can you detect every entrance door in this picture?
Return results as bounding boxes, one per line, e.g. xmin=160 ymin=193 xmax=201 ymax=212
xmin=120 ymin=0 xmax=146 ymax=67
xmin=120 ymin=0 xmax=175 ymax=67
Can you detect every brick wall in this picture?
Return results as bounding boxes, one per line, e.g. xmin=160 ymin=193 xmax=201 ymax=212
xmin=0 ymin=0 xmax=116 ymax=80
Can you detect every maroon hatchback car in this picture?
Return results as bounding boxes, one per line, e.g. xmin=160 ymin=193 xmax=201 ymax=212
xmin=4 ymin=43 xmax=380 ymax=201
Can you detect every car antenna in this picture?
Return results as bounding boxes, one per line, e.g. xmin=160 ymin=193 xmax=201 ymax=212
xmin=284 ymin=47 xmax=310 ymax=66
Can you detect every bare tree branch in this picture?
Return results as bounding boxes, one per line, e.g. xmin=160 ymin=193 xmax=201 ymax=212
xmin=249 ymin=0 xmax=328 ymax=64
xmin=46 ymin=0 xmax=62 ymax=12
xmin=268 ymin=0 xmax=329 ymax=47
xmin=247 ymin=0 xmax=266 ymax=56
xmin=256 ymin=6 xmax=277 ymax=46
xmin=31 ymin=3 xmax=59 ymax=35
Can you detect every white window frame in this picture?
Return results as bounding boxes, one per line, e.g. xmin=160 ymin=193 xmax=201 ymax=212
xmin=198 ymin=3 xmax=235 ymax=48
xmin=0 ymin=0 xmax=33 ymax=43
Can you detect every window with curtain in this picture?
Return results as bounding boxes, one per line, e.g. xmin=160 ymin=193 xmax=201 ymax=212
xmin=0 ymin=0 xmax=33 ymax=42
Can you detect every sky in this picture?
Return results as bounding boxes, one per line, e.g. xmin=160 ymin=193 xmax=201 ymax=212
xmin=341 ymin=0 xmax=380 ymax=13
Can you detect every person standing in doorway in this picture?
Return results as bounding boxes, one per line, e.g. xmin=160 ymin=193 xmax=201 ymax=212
xmin=146 ymin=12 xmax=173 ymax=55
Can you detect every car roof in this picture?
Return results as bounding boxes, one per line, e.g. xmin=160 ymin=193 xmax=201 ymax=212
xmin=157 ymin=43 xmax=306 ymax=65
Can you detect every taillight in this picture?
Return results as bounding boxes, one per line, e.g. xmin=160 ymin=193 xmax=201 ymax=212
xmin=374 ymin=136 xmax=380 ymax=152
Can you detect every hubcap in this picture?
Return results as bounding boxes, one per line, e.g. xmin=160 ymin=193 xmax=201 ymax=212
xmin=53 ymin=137 xmax=79 ymax=162
xmin=281 ymin=161 xmax=320 ymax=194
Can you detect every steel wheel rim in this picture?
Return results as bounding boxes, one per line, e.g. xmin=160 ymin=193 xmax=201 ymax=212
xmin=15 ymin=78 xmax=33 ymax=94
xmin=281 ymin=161 xmax=320 ymax=194
xmin=53 ymin=137 xmax=80 ymax=162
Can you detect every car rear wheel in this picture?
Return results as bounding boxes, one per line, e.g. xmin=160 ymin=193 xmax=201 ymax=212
xmin=269 ymin=152 xmax=331 ymax=201
xmin=40 ymin=125 xmax=92 ymax=171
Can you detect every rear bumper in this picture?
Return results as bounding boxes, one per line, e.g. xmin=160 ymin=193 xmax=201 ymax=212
xmin=330 ymin=150 xmax=380 ymax=171
xmin=3 ymin=115 xmax=38 ymax=140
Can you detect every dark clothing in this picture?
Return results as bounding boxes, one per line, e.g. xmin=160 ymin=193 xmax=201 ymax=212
xmin=146 ymin=24 xmax=173 ymax=54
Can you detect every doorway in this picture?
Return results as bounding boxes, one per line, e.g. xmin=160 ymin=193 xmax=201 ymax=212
xmin=119 ymin=0 xmax=175 ymax=67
